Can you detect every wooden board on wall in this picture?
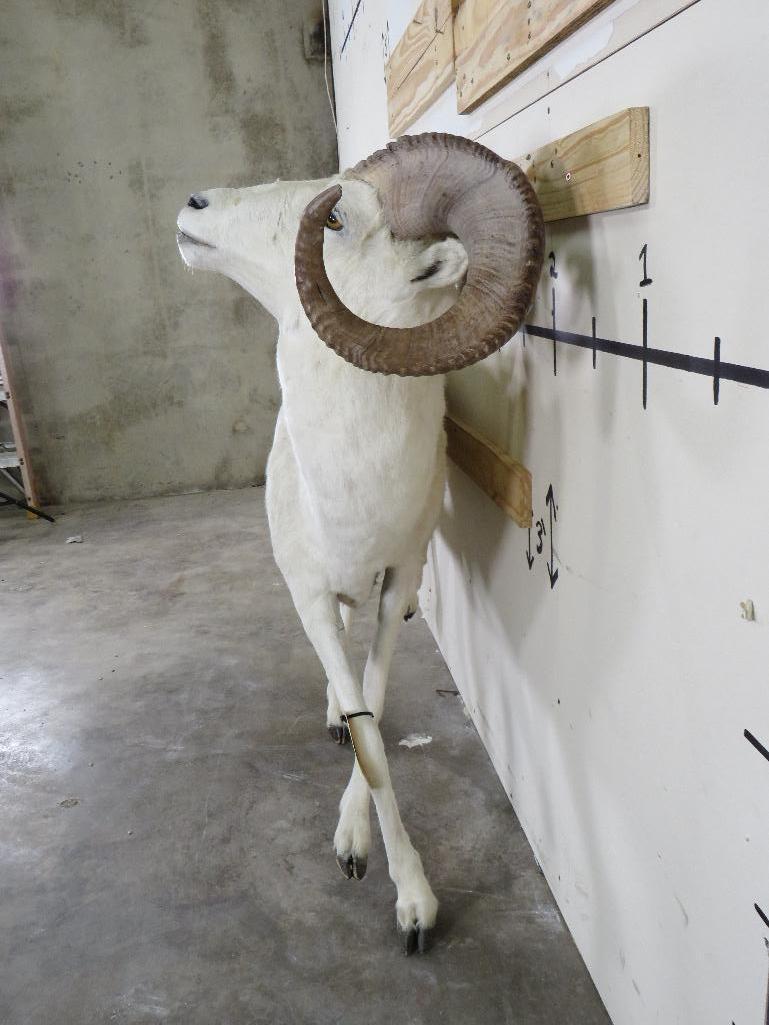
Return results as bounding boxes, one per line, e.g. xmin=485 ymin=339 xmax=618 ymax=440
xmin=445 ymin=413 xmax=533 ymax=528
xmin=519 ymin=106 xmax=650 ymax=221
xmin=466 ymin=0 xmax=698 ymax=141
xmin=386 ymin=0 xmax=455 ymax=136
xmin=455 ymin=0 xmax=615 ymax=113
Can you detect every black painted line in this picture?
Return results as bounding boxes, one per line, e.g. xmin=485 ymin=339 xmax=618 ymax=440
xmin=551 ymin=286 xmax=557 ymax=376
xmin=591 ymin=316 xmax=597 ymax=369
xmin=756 ymin=903 xmax=769 ymax=931
xmin=524 ymin=324 xmax=769 ymax=392
xmin=340 ymin=0 xmax=364 ymax=55
xmin=745 ymin=729 xmax=769 ymax=765
xmin=714 ymin=336 xmax=721 ymax=406
xmin=642 ymin=297 xmax=649 ymax=409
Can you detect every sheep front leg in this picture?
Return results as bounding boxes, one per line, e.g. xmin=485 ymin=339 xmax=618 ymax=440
xmin=327 ymin=602 xmax=354 ymax=745
xmin=334 ymin=565 xmax=416 ymax=877
xmin=298 ymin=589 xmax=437 ymax=953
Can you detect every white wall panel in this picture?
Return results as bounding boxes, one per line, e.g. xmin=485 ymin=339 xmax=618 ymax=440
xmin=329 ymin=2 xmax=769 ymax=1021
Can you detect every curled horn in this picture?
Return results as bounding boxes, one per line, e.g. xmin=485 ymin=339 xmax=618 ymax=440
xmin=294 ymin=132 xmax=545 ymax=377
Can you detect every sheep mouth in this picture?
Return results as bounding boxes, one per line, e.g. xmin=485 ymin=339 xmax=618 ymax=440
xmin=176 ymin=229 xmax=216 ymax=249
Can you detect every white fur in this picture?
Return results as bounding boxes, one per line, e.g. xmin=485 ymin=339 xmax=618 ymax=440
xmin=177 ymin=176 xmax=467 ymax=944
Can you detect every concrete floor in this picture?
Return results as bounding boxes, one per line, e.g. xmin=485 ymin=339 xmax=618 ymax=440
xmin=1 ymin=490 xmax=611 ymax=1025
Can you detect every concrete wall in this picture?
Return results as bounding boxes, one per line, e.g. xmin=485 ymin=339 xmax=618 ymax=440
xmin=0 ymin=0 xmax=338 ymax=504
xmin=330 ymin=1 xmax=769 ymax=1022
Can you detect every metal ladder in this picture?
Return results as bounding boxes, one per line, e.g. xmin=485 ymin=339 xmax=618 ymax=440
xmin=0 ymin=326 xmax=39 ymax=509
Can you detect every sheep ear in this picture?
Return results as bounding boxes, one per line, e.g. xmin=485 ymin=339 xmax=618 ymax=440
xmin=409 ymin=238 xmax=468 ymax=289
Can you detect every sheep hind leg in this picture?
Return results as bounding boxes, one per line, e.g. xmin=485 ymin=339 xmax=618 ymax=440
xmin=334 ymin=565 xmax=437 ymax=952
xmin=327 ymin=602 xmax=354 ymax=745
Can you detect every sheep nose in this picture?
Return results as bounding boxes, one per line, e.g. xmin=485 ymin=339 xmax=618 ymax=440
xmin=187 ymin=193 xmax=208 ymax=210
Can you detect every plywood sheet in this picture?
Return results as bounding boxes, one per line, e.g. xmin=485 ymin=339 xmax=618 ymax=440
xmin=386 ymin=0 xmax=455 ymax=136
xmin=445 ymin=413 xmax=533 ymax=527
xmin=329 ymin=0 xmax=769 ymax=1021
xmin=455 ymin=0 xmax=615 ymax=113
xmin=520 ymin=106 xmax=650 ymax=221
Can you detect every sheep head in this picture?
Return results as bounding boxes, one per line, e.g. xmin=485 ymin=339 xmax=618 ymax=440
xmin=176 ymin=176 xmax=469 ymax=328
xmin=177 ymin=133 xmax=544 ymax=375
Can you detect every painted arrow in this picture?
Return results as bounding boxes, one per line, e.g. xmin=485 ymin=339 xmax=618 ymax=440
xmin=545 ymin=484 xmax=558 ymax=589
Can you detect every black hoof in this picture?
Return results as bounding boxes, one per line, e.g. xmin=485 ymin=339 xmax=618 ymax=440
xmin=403 ymin=608 xmax=416 ymax=622
xmin=328 ymin=724 xmax=351 ymax=745
xmin=401 ymin=925 xmax=430 ymax=955
xmin=336 ymin=852 xmax=367 ymax=880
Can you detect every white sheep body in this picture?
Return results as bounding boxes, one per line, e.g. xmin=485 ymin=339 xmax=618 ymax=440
xmin=177 ymin=174 xmax=468 ymax=948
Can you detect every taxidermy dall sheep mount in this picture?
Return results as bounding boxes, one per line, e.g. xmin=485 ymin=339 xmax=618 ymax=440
xmin=177 ymin=133 xmax=544 ymax=953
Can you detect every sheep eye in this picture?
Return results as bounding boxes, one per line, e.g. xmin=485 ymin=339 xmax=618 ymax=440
xmin=325 ymin=210 xmax=343 ymax=231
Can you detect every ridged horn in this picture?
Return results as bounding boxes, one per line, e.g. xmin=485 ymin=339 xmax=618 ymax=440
xmin=294 ymin=133 xmax=545 ymax=377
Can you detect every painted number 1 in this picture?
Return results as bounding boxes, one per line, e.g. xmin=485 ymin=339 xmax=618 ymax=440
xmin=639 ymin=243 xmax=653 ymax=287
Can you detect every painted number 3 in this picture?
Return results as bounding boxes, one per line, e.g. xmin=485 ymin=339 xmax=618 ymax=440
xmin=535 ymin=519 xmax=546 ymax=554
xmin=526 ymin=484 xmax=559 ymax=589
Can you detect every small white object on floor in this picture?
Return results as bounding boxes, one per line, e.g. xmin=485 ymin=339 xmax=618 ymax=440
xmin=399 ymin=733 xmax=432 ymax=749
xmin=740 ymin=599 xmax=756 ymax=622
xmin=65 ymin=535 xmax=83 ymax=544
